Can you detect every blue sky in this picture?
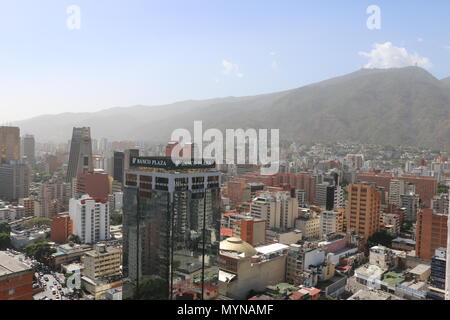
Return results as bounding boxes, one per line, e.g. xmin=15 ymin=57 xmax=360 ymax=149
xmin=1 ymin=0 xmax=449 ymax=121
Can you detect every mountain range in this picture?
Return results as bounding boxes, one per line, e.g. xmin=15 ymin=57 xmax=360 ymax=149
xmin=15 ymin=66 xmax=450 ymax=149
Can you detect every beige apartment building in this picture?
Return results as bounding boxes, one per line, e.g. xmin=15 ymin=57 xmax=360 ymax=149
xmin=82 ymin=244 xmax=122 ymax=281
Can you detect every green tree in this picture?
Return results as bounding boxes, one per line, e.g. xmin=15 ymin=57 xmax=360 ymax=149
xmin=20 ymin=217 xmax=52 ymax=229
xmin=0 ymin=233 xmax=11 ymax=250
xmin=0 ymin=222 xmax=11 ymax=234
xmin=23 ymin=242 xmax=56 ymax=264
xmin=133 ymin=277 xmax=168 ymax=300
xmin=438 ymin=184 xmax=449 ymax=194
xmin=366 ymin=231 xmax=395 ymax=250
xmin=401 ymin=220 xmax=413 ymax=233
xmin=68 ymin=234 xmax=82 ymax=244
xmin=110 ymin=213 xmax=123 ymax=226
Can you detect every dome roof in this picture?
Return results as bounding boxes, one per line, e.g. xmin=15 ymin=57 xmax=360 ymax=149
xmin=220 ymin=237 xmax=257 ymax=257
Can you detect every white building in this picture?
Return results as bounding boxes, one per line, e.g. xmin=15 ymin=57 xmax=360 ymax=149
xmin=69 ymin=194 xmax=109 ymax=244
xmin=250 ymin=191 xmax=298 ymax=231
xmin=389 ymin=180 xmax=406 ymax=208
xmin=320 ymin=211 xmax=340 ymax=237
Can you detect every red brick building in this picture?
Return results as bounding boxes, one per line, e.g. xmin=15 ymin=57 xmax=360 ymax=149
xmin=415 ymin=208 xmax=447 ymax=260
xmin=76 ymin=171 xmax=111 ymax=199
xmin=398 ymin=175 xmax=437 ymax=208
xmin=0 ymin=252 xmax=33 ymax=300
xmin=356 ymin=172 xmax=437 ymax=208
xmin=51 ymin=213 xmax=73 ymax=244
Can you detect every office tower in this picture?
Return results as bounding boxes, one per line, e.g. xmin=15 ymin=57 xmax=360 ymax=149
xmin=66 ymin=127 xmax=93 ymax=183
xmin=50 ymin=213 xmax=73 ymax=243
xmin=22 ymin=134 xmax=35 ymax=167
xmin=113 ymin=151 xmax=125 ymax=183
xmin=250 ymin=191 xmax=298 ymax=231
xmin=415 ymin=208 xmax=447 ymax=260
xmin=315 ymin=183 xmax=335 ymax=211
xmin=69 ymin=195 xmax=110 ymax=244
xmin=76 ymin=171 xmax=111 ymax=199
xmin=345 ymin=183 xmax=381 ymax=241
xmin=388 ymin=179 xmax=406 ymax=207
xmin=0 ymin=126 xmax=20 ymax=164
xmin=0 ymin=161 xmax=30 ymax=202
xmin=122 ymin=156 xmax=221 ymax=300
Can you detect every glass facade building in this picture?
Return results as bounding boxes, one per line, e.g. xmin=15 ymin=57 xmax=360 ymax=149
xmin=122 ymin=157 xmax=221 ymax=300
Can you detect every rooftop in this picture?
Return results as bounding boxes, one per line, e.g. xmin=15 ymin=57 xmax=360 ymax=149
xmin=255 ymin=243 xmax=289 ymax=255
xmin=0 ymin=251 xmax=33 ymax=277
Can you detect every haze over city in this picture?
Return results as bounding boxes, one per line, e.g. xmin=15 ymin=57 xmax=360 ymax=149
xmin=1 ymin=0 xmax=450 ymax=310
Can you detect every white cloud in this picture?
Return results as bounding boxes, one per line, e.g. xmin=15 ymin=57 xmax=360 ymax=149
xmin=417 ymin=37 xmax=424 ymax=43
xmin=445 ymin=45 xmax=450 ymax=51
xmin=359 ymin=42 xmax=432 ymax=69
xmin=222 ymin=59 xmax=244 ymax=78
xmin=271 ymin=60 xmax=279 ymax=71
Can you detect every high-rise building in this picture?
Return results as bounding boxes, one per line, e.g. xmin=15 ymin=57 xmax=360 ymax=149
xmin=415 ymin=208 xmax=447 ymax=260
xmin=66 ymin=127 xmax=93 ymax=183
xmin=122 ymin=156 xmax=221 ymax=300
xmin=0 ymin=161 xmax=30 ymax=202
xmin=22 ymin=134 xmax=35 ymax=167
xmin=0 ymin=126 xmax=20 ymax=164
xmin=113 ymin=151 xmax=125 ymax=183
xmin=69 ymin=195 xmax=109 ymax=244
xmin=250 ymin=191 xmax=298 ymax=231
xmin=315 ymin=183 xmax=335 ymax=211
xmin=388 ymin=179 xmax=406 ymax=208
xmin=345 ymin=183 xmax=381 ymax=241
